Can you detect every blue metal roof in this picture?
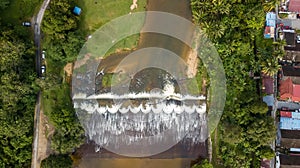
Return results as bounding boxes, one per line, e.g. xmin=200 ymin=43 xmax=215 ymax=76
xmin=264 ymin=34 xmax=271 ymax=39
xmin=266 ymin=12 xmax=276 ymax=20
xmin=266 ymin=19 xmax=276 ymax=27
xmin=263 ymin=95 xmax=274 ymax=106
xmin=73 ymin=6 xmax=82 ymax=15
xmin=280 ymin=117 xmax=300 ymax=130
xmin=292 ymin=112 xmax=300 ymax=120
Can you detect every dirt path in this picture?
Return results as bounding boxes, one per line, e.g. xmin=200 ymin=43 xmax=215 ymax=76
xmin=186 ymin=49 xmax=199 ymax=78
xmin=36 ymin=109 xmax=55 ymax=168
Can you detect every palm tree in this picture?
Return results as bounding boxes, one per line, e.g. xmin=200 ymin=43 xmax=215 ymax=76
xmin=263 ymin=0 xmax=279 ymax=12
xmin=261 ymin=58 xmax=280 ymax=76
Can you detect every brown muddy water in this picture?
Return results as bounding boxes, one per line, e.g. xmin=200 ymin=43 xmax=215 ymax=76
xmin=78 ymin=158 xmax=192 ymax=168
xmin=97 ymin=0 xmax=194 ymax=76
xmin=76 ymin=0 xmax=207 ymax=167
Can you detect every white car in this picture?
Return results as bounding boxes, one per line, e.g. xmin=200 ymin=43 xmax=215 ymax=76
xmin=276 ymin=152 xmax=280 ymax=168
xmin=297 ymin=35 xmax=300 ymax=43
xmin=41 ymin=65 xmax=46 ymax=79
xmin=42 ymin=50 xmax=46 ymax=60
xmin=22 ymin=22 xmax=31 ymax=27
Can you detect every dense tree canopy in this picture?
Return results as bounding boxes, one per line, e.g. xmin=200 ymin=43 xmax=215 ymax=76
xmin=192 ymin=160 xmax=213 ymax=168
xmin=0 ymin=30 xmax=37 ymax=167
xmin=42 ymin=0 xmax=84 ymax=63
xmin=0 ymin=0 xmax=10 ymax=10
xmin=41 ymin=154 xmax=72 ymax=168
xmin=45 ymin=84 xmax=85 ymax=154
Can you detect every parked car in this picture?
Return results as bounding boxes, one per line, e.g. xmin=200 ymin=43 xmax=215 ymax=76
xmin=41 ymin=65 xmax=46 ymax=79
xmin=22 ymin=22 xmax=31 ymax=27
xmin=42 ymin=50 xmax=46 ymax=60
xmin=297 ymin=35 xmax=300 ymax=43
xmin=276 ymin=152 xmax=280 ymax=168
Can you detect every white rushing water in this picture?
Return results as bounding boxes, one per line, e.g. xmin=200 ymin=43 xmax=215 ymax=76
xmin=73 ymin=79 xmax=208 ymax=156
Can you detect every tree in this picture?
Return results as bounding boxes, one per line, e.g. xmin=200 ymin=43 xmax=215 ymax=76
xmin=263 ymin=0 xmax=279 ymax=12
xmin=0 ymin=30 xmax=37 ymax=167
xmin=42 ymin=0 xmax=78 ymax=41
xmin=0 ymin=0 xmax=10 ymax=10
xmin=44 ymin=84 xmax=85 ymax=154
xmin=192 ymin=160 xmax=213 ymax=168
xmin=41 ymin=154 xmax=72 ymax=168
xmin=261 ymin=57 xmax=280 ymax=76
xmin=191 ymin=1 xmax=276 ymax=166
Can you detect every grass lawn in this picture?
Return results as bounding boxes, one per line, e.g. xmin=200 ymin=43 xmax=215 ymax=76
xmin=76 ymin=0 xmax=147 ymax=56
xmin=77 ymin=0 xmax=147 ymax=33
xmin=0 ymin=0 xmax=42 ymax=25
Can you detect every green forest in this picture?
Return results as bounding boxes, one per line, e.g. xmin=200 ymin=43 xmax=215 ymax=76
xmin=0 ymin=1 xmax=38 ymax=167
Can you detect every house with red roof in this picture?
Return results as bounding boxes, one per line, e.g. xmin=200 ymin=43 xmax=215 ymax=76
xmin=288 ymin=0 xmax=300 ymax=13
xmin=279 ymin=77 xmax=300 ymax=102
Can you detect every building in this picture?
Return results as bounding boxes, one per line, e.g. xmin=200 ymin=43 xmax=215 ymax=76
xmin=284 ymin=32 xmax=296 ymax=47
xmin=282 ymin=65 xmax=300 ymax=77
xmin=280 ymin=153 xmax=300 ymax=167
xmin=288 ymin=0 xmax=300 ymax=13
xmin=280 ymin=117 xmax=300 ymax=130
xmin=279 ymin=77 xmax=300 ymax=102
xmin=262 ymin=74 xmax=274 ymax=94
xmin=261 ymin=158 xmax=271 ymax=168
xmin=282 ymin=51 xmax=300 ymax=63
xmin=264 ymin=12 xmax=276 ymax=39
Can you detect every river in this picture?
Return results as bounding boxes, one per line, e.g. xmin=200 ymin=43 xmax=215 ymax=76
xmin=76 ymin=0 xmax=208 ymax=167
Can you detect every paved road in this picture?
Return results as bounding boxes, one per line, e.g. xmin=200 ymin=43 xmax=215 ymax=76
xmin=34 ymin=0 xmax=51 ymax=77
xmin=31 ymin=0 xmax=51 ymax=168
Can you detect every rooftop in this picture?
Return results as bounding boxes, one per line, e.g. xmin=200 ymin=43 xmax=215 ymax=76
xmin=280 ymin=77 xmax=300 ymax=102
xmin=280 ymin=154 xmax=300 ymax=166
xmin=282 ymin=65 xmax=300 ymax=77
xmin=284 ymin=32 xmax=296 ymax=47
xmin=262 ymin=75 xmax=274 ymax=94
xmin=288 ymin=0 xmax=300 ymax=12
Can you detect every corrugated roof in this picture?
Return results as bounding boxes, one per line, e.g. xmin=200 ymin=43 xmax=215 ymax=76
xmin=283 ymin=65 xmax=300 ymax=77
xmin=280 ymin=111 xmax=300 ymax=119
xmin=280 ymin=153 xmax=300 ymax=165
xmin=281 ymin=130 xmax=300 ymax=139
xmin=292 ymin=112 xmax=300 ymax=119
xmin=280 ymin=117 xmax=300 ymax=130
xmin=281 ymin=111 xmax=292 ymax=118
xmin=262 ymin=74 xmax=274 ymax=94
xmin=284 ymin=32 xmax=296 ymax=46
xmin=266 ymin=12 xmax=276 ymax=20
xmin=266 ymin=19 xmax=276 ymax=27
xmin=289 ymin=0 xmax=300 ymax=12
xmin=280 ymin=77 xmax=300 ymax=102
xmin=281 ymin=138 xmax=300 ymax=148
xmin=294 ymin=85 xmax=300 ymax=98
